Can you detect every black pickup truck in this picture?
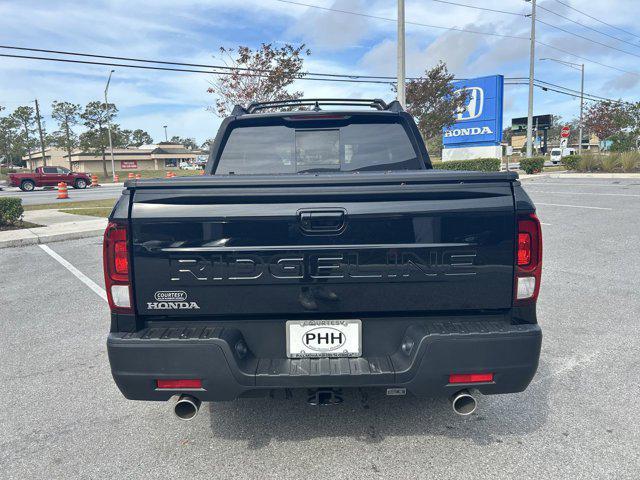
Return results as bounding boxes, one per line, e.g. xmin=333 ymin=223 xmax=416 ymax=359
xmin=105 ymin=99 xmax=542 ymax=420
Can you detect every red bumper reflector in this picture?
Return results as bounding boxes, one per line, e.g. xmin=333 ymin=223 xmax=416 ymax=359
xmin=156 ymin=379 xmax=202 ymax=389
xmin=449 ymin=373 xmax=494 ymax=384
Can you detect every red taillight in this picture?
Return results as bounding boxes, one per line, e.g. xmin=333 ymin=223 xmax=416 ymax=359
xmin=515 ymin=213 xmax=543 ymax=304
xmin=449 ymin=373 xmax=494 ymax=384
xmin=518 ymin=232 xmax=531 ymax=266
xmin=114 ymin=240 xmax=128 ymax=275
xmin=156 ymin=379 xmax=202 ymax=389
xmin=103 ymin=221 xmax=133 ymax=313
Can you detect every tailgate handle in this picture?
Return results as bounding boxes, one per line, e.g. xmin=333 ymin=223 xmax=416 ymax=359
xmin=299 ymin=210 xmax=345 ymax=233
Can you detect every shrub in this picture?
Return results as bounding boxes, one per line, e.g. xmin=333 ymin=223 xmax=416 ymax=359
xmin=431 ymin=158 xmax=500 ymax=172
xmin=0 ymin=197 xmax=24 ymax=226
xmin=620 ymin=152 xmax=640 ymax=172
xmin=520 ymin=157 xmax=545 ymax=174
xmin=578 ymin=154 xmax=602 ymax=172
xmin=601 ymin=155 xmax=621 ymax=173
xmin=562 ymin=155 xmax=580 ymax=171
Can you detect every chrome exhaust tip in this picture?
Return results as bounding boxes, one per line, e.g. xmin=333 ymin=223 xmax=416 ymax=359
xmin=451 ymin=390 xmax=477 ymax=416
xmin=174 ymin=394 xmax=201 ymax=421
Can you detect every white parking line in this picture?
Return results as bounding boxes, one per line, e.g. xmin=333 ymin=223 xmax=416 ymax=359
xmin=535 ymin=202 xmax=612 ymax=211
xmin=526 ymin=190 xmax=640 ymax=198
xmin=38 ymin=244 xmax=107 ymax=302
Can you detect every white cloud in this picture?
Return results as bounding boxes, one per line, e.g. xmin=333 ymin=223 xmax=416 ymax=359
xmin=1 ymin=0 xmax=639 ymax=144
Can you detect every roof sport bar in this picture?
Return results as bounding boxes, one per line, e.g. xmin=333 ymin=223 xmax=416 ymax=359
xmin=231 ymin=98 xmax=404 ymax=116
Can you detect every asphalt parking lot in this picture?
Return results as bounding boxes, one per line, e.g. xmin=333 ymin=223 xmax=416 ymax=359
xmin=1 ymin=177 xmax=639 ymax=479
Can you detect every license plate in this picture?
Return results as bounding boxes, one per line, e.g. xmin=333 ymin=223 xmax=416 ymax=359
xmin=286 ymin=319 xmax=362 ymax=359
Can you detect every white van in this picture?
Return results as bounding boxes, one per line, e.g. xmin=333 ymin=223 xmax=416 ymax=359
xmin=550 ymin=148 xmax=576 ymax=164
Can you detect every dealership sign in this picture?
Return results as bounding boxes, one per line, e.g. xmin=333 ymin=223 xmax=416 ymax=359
xmin=120 ymin=161 xmax=138 ymax=169
xmin=443 ymin=75 xmax=504 ymax=148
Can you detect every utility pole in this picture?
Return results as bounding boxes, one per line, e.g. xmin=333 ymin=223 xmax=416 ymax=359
xmin=579 ymin=63 xmax=585 ymax=154
xmin=104 ymin=69 xmax=116 ymax=182
xmin=163 ymin=125 xmax=168 ymax=142
xmin=397 ymin=0 xmax=406 ymax=108
xmin=34 ymin=99 xmax=47 ymax=167
xmin=526 ymin=0 xmax=537 ymax=158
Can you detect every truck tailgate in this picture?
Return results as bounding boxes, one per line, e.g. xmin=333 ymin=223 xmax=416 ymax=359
xmin=129 ymin=172 xmax=516 ymax=317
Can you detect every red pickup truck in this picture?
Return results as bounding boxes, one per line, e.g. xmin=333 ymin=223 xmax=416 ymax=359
xmin=7 ymin=166 xmax=92 ymax=191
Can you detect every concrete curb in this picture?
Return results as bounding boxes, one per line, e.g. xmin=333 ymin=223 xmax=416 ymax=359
xmin=0 ymin=219 xmax=107 ymax=249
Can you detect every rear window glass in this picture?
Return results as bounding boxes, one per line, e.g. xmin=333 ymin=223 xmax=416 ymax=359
xmin=216 ymin=121 xmax=420 ymax=174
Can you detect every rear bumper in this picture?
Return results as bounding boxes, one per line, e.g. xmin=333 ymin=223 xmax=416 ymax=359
xmin=108 ymin=320 xmax=541 ymax=401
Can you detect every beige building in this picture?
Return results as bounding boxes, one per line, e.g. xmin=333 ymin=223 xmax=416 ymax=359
xmin=23 ymin=142 xmax=204 ymax=173
xmin=511 ymin=133 xmax=600 ymax=153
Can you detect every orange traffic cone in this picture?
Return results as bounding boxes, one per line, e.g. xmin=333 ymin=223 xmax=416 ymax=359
xmin=57 ymin=182 xmax=69 ymax=199
xmin=199 ymin=169 xmax=205 ymax=175
xmin=91 ymin=175 xmax=99 ymax=187
xmin=165 ymin=171 xmax=172 ymax=178
xmin=135 ymin=173 xmax=142 ymax=180
xmin=114 ymin=174 xmax=119 ymax=182
xmin=128 ymin=172 xmax=135 ymax=180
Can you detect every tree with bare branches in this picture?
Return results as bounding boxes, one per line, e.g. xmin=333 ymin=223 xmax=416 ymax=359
xmin=403 ymin=62 xmax=469 ymax=149
xmin=207 ymin=43 xmax=310 ymax=116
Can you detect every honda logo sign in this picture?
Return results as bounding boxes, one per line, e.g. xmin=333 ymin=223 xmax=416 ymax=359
xmin=456 ymin=87 xmax=484 ymax=121
xmin=443 ymin=75 xmax=504 ymax=149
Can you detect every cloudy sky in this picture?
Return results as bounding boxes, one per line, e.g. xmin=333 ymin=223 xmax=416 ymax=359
xmin=1 ymin=0 xmax=639 ymax=144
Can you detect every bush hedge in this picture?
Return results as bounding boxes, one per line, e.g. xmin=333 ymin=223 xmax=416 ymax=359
xmin=0 ymin=197 xmax=24 ymax=226
xmin=520 ymin=157 xmax=545 ymax=174
xmin=561 ymin=155 xmax=581 ymax=171
xmin=553 ymin=152 xmax=639 ymax=172
xmin=431 ymin=158 xmax=501 ymax=172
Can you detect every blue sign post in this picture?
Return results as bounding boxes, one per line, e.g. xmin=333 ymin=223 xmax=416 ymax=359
xmin=442 ymin=75 xmax=504 ymax=157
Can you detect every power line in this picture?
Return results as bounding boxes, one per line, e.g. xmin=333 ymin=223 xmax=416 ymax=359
xmin=0 ymin=51 xmax=627 ymax=105
xmin=536 ymin=3 xmax=640 ymax=48
xmin=536 ymin=40 xmax=640 ymax=77
xmin=274 ymin=0 xmax=640 ymax=80
xmin=430 ymin=0 xmax=524 ymax=17
xmin=0 ymin=44 xmax=412 ymax=82
xmin=531 ymin=79 xmax=622 ymax=103
xmin=273 ymin=0 xmax=528 ymax=40
xmin=506 ymin=80 xmax=627 ymax=104
xmin=552 ymin=0 xmax=640 ymax=41
xmin=0 ymin=52 xmax=404 ymax=84
xmin=536 ymin=18 xmax=640 ymax=61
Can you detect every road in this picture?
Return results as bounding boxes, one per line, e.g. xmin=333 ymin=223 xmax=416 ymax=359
xmin=0 ymin=184 xmax=123 ymax=205
xmin=1 ymin=177 xmax=638 ymax=479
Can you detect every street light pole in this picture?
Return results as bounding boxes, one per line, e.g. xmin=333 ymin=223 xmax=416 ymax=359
xmin=163 ymin=125 xmax=168 ymax=142
xmin=540 ymin=58 xmax=585 ymax=153
xmin=104 ymin=69 xmax=116 ymax=182
xmin=526 ymin=0 xmax=537 ymax=159
xmin=397 ymin=0 xmax=406 ymax=108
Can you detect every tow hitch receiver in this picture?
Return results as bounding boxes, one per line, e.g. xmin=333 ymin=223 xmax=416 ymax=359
xmin=307 ymin=388 xmax=344 ymax=406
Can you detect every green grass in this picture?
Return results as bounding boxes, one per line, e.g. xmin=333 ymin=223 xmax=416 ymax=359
xmin=24 ymin=198 xmax=117 ymax=211
xmin=543 ymin=166 xmax=567 ymax=172
xmin=59 ymin=207 xmax=112 ymax=218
